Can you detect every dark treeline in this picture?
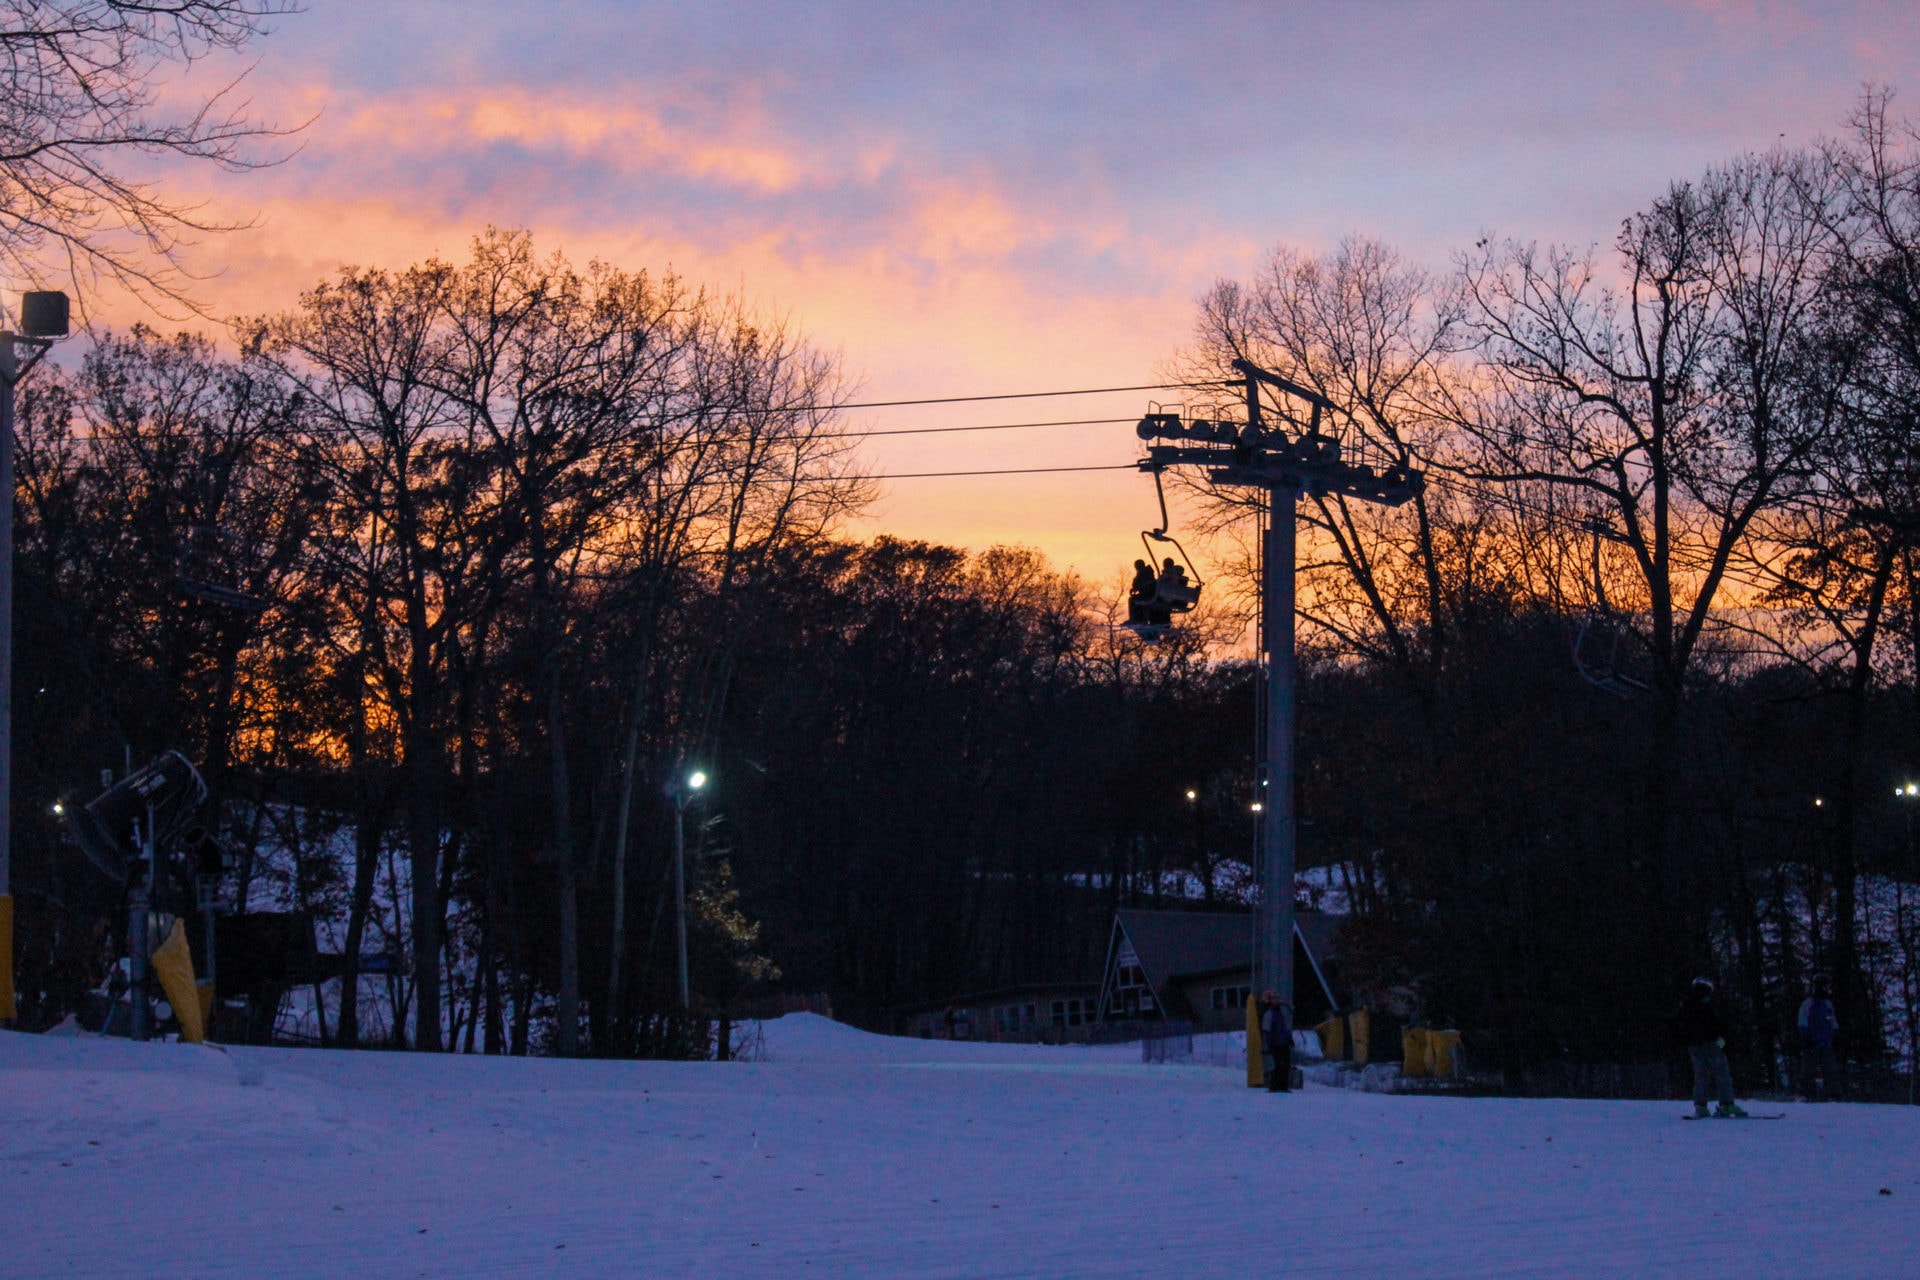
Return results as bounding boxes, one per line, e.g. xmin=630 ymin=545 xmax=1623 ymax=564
xmin=8 ymin=228 xmax=1257 ymax=1053
xmin=10 ymin=98 xmax=1920 ymax=1089
xmin=1183 ymin=93 xmax=1920 ymax=1087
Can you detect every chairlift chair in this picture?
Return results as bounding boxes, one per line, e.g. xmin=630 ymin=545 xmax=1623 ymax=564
xmin=1122 ymin=467 xmax=1204 ymax=642
xmin=173 ymin=524 xmax=267 ymax=613
xmin=1572 ymin=612 xmax=1649 ymax=698
xmin=1572 ymin=516 xmax=1647 ymax=697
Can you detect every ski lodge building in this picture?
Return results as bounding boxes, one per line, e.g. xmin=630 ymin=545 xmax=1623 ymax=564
xmin=897 ymin=981 xmax=1101 ymax=1042
xmin=1097 ymin=908 xmax=1344 ymax=1034
xmin=895 ymin=907 xmax=1345 ymax=1043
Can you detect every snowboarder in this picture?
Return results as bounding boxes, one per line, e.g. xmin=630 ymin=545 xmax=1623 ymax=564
xmin=1670 ymin=976 xmax=1747 ymax=1118
xmin=1796 ymin=976 xmax=1841 ymax=1101
xmin=1259 ymin=990 xmax=1293 ymax=1093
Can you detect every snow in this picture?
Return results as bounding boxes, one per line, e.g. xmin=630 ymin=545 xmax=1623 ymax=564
xmin=3 ymin=1016 xmax=1916 ymax=1278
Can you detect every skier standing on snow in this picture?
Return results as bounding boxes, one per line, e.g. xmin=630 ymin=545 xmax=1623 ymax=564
xmin=1796 ymin=976 xmax=1841 ymax=1101
xmin=1671 ymin=977 xmax=1747 ymax=1118
xmin=1259 ymin=990 xmax=1293 ymax=1093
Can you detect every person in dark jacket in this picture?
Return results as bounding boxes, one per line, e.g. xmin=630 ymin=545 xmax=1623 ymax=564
xmin=1127 ymin=560 xmax=1156 ymax=624
xmin=1671 ymin=977 xmax=1746 ymax=1118
xmin=1259 ymin=990 xmax=1293 ymax=1093
xmin=1796 ymin=976 xmax=1841 ymax=1101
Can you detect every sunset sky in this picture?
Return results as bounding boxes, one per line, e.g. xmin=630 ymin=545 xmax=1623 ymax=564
xmin=127 ymin=0 xmax=1920 ymax=582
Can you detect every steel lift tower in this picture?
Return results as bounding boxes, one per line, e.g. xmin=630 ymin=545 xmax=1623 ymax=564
xmin=1136 ymin=359 xmax=1423 ymax=1018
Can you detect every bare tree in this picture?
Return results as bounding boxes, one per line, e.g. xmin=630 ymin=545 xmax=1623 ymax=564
xmin=434 ymin=230 xmax=693 ymax=1057
xmin=264 ymin=258 xmax=474 ymax=1051
xmin=1 ymin=1 xmax=296 ymax=311
xmin=1185 ymin=238 xmax=1520 ymax=703
xmin=1750 ymin=89 xmax=1920 ymax=1051
xmin=1458 ymin=151 xmax=1850 ymax=1000
xmin=598 ymin=293 xmax=867 ymax=1052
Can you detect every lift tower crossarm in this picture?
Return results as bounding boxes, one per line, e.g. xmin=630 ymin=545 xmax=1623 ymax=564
xmin=1230 ymin=357 xmax=1339 ymax=412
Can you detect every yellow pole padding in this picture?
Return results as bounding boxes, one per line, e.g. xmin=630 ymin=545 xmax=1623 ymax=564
xmin=1316 ymin=1014 xmax=1345 ymax=1060
xmin=1428 ymin=1029 xmax=1462 ymax=1079
xmin=1350 ymin=1008 xmax=1371 ymax=1067
xmin=1402 ymin=1027 xmax=1430 ymax=1078
xmin=1245 ymin=993 xmax=1265 ymax=1088
xmin=0 ymin=895 xmax=14 ymax=1020
xmin=150 ymin=919 xmax=205 ymax=1043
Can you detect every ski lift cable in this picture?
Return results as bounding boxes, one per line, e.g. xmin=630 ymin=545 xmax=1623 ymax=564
xmin=867 ymin=463 xmax=1139 ymax=479
xmin=822 ymin=415 xmax=1139 ymax=439
xmin=786 ymin=381 xmax=1234 ymax=412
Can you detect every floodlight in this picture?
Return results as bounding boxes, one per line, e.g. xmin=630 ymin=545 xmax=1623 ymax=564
xmin=18 ymin=290 xmax=69 ymax=338
xmin=688 ymin=770 xmax=708 ymax=791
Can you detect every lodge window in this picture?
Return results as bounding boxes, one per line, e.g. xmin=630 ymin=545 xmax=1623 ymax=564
xmin=1210 ymin=985 xmax=1251 ymax=1012
xmin=992 ymin=1003 xmax=1035 ymax=1035
xmin=1051 ymin=998 xmax=1090 ymax=1027
xmin=1110 ymin=963 xmax=1155 ymax=1018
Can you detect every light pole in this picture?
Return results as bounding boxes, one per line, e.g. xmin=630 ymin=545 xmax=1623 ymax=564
xmin=1897 ymin=783 xmax=1918 ymax=866
xmin=666 ymin=768 xmax=708 ymax=1012
xmin=1897 ymin=782 xmax=1918 ymax=1104
xmin=1185 ymin=787 xmax=1205 ymax=900
xmin=1 ymin=290 xmax=69 ymax=1023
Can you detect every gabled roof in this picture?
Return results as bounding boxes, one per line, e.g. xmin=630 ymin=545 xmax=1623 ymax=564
xmin=1115 ymin=908 xmax=1251 ymax=986
xmin=1295 ymin=912 xmax=1343 ymax=984
xmin=1111 ymin=907 xmax=1344 ymax=1008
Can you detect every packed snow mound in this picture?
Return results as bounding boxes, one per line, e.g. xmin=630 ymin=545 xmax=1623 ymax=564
xmin=750 ymin=1012 xmax=1139 ymax=1065
xmin=0 ymin=1027 xmax=265 ymax=1086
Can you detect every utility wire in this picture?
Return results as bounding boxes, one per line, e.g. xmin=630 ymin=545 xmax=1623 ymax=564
xmin=826 ymin=415 xmax=1136 ymax=439
xmin=794 ymin=381 xmax=1229 ymax=411
xmin=867 ymin=463 xmax=1138 ymax=480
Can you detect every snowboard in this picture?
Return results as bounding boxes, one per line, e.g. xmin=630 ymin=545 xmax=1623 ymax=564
xmin=1682 ymin=1112 xmax=1785 ymax=1120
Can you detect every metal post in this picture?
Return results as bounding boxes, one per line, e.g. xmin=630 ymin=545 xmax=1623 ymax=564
xmin=0 ymin=335 xmax=15 ymax=1022
xmin=1 ymin=334 xmax=14 ymax=904
xmin=673 ymin=791 xmax=690 ymax=1011
xmin=128 ymin=821 xmax=151 ymax=1042
xmin=2 ymin=297 xmax=68 ymax=1023
xmin=1257 ymin=486 xmax=1298 ymax=1014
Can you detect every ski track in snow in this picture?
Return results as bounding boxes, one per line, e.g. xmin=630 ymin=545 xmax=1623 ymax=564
xmin=3 ymin=1015 xmax=1916 ymax=1278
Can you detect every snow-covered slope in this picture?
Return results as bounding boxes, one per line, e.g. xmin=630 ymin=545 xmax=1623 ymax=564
xmin=2 ymin=1020 xmax=1914 ymax=1278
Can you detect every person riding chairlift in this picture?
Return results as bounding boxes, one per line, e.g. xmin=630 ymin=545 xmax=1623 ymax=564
xmin=1158 ymin=557 xmax=1189 ymax=598
xmin=1128 ymin=559 xmax=1157 ymax=625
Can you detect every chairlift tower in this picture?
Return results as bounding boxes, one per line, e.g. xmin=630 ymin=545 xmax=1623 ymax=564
xmin=1135 ymin=359 xmax=1423 ymax=1021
